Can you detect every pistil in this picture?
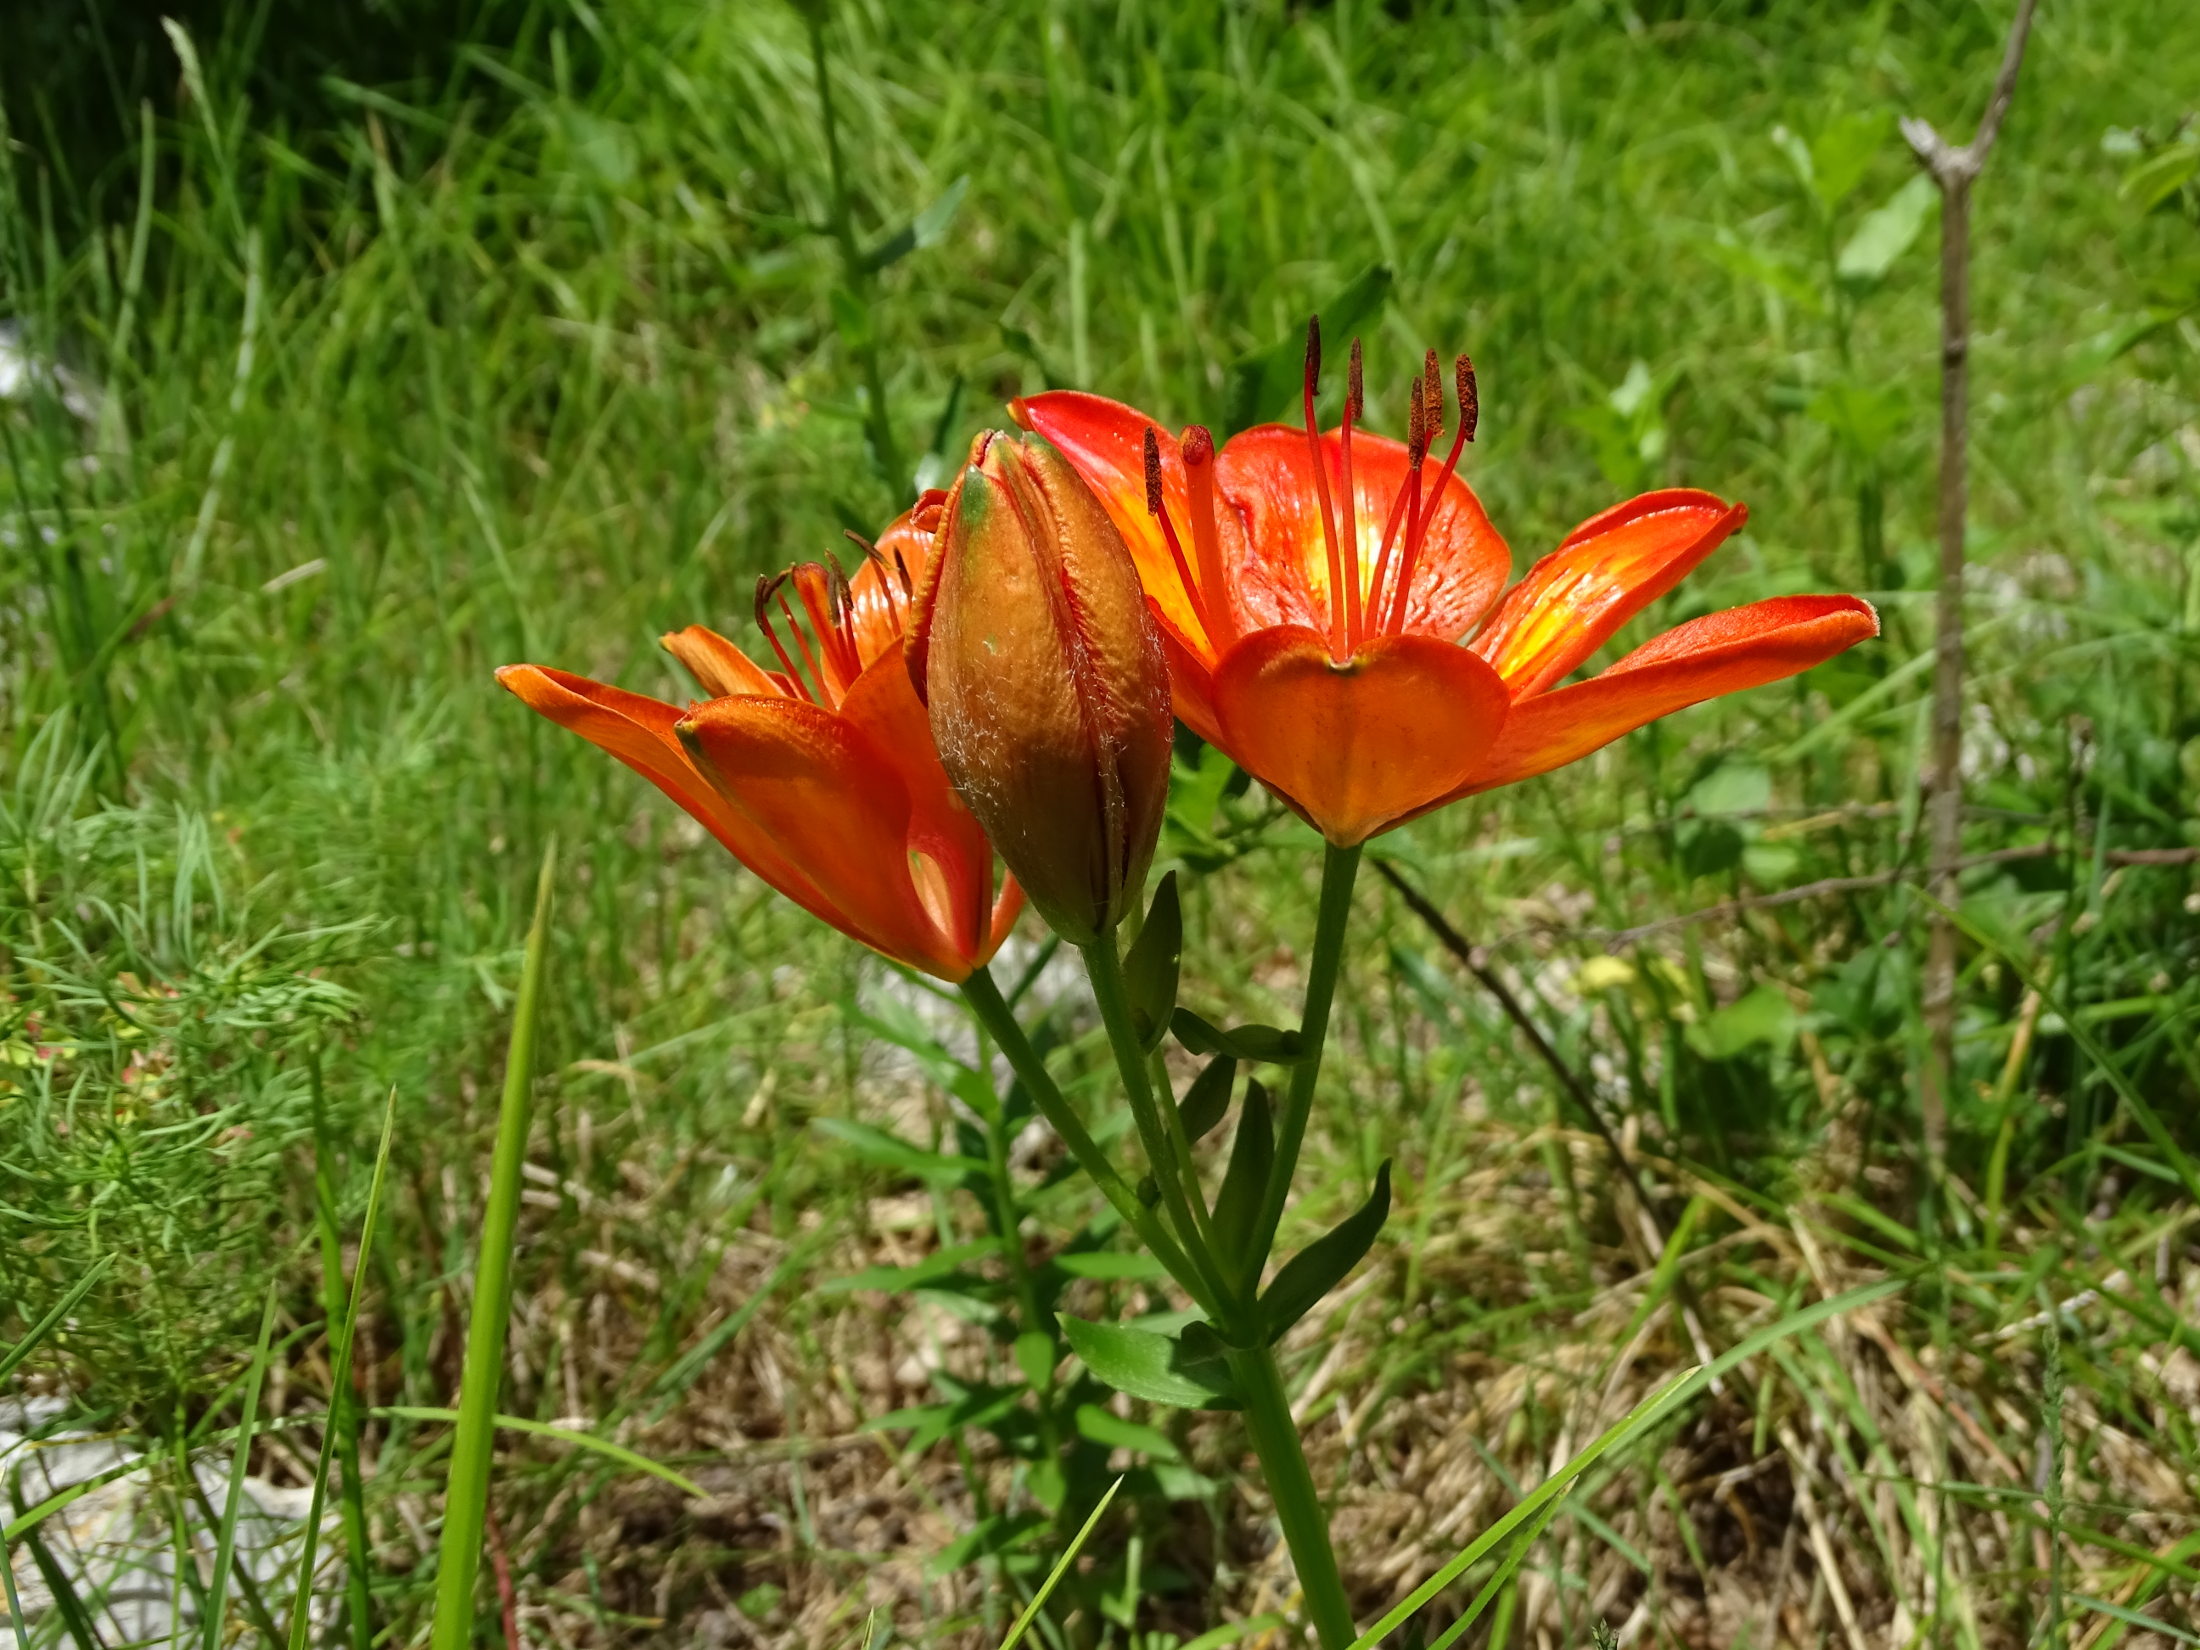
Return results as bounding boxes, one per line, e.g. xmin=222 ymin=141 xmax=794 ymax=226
xmin=1180 ymin=425 xmax=1236 ymax=654
xmin=1339 ymin=339 xmax=1364 ymax=646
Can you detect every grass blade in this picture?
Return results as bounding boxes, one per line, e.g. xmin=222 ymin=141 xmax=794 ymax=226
xmin=429 ymin=840 xmax=557 ymax=1650
xmin=205 ymin=1282 xmax=280 ymax=1650
xmin=994 ymin=1475 xmax=1122 ymax=1650
xmin=284 ymin=1086 xmax=399 ymax=1650
xmin=0 ymin=1254 xmax=117 ymax=1385
xmin=1348 ymin=1280 xmax=1902 ymax=1650
xmin=371 ymin=1408 xmax=703 ymax=1498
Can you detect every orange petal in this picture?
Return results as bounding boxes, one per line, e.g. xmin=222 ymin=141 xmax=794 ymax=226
xmin=1451 ymin=595 xmax=1880 ymax=798
xmin=496 ymin=663 xmax=836 ymax=919
xmin=1471 ymin=489 xmax=1747 ymax=696
xmin=677 ymin=694 xmax=973 ymax=979
xmin=662 ymin=626 xmax=782 ymax=699
xmin=836 ymin=639 xmax=1001 ymax=968
xmin=1156 ymin=608 xmax=1224 ymax=748
xmin=1013 ymin=391 xmax=1213 ymax=651
xmin=1210 ymin=627 xmax=1511 ymax=847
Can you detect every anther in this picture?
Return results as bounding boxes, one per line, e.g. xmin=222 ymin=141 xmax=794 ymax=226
xmin=1145 ymin=425 xmax=1207 ymax=640
xmin=1143 ymin=426 xmax=1164 ymax=518
xmin=1304 ymin=316 xmax=1322 ymax=396
xmin=754 ymin=572 xmax=813 ymax=701
xmin=1422 ymin=350 xmax=1443 ymax=442
xmin=1456 ymin=354 xmax=1478 ymax=444
xmin=1348 ymin=338 xmax=1365 ymax=421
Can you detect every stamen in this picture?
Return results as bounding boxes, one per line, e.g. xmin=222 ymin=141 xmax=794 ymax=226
xmin=1422 ymin=350 xmax=1443 ymax=443
xmin=1181 ymin=425 xmax=1236 ymax=653
xmin=1387 ymin=352 xmax=1478 ymax=636
xmin=777 ymin=588 xmax=828 ymax=703
xmin=1144 ymin=426 xmax=1210 ymax=646
xmin=790 ymin=561 xmax=858 ymax=701
xmin=1365 ymin=378 xmax=1428 ymax=631
xmin=754 ymin=573 xmax=814 ymax=701
xmin=1339 ymin=337 xmax=1364 ymax=644
xmin=1301 ymin=317 xmax=1347 ymax=658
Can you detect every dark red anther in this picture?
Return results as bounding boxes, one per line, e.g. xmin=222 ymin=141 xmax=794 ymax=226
xmin=1143 ymin=426 xmax=1164 ymax=516
xmin=1304 ymin=315 xmax=1322 ymax=396
xmin=1347 ymin=338 xmax=1365 ymax=421
xmin=1457 ymin=354 xmax=1478 ymax=444
xmin=1422 ymin=350 xmax=1443 ymax=441
xmin=1406 ymin=378 xmax=1428 ymax=464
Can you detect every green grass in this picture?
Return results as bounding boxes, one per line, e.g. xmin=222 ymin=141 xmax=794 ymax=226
xmin=4 ymin=0 xmax=2199 ymax=1645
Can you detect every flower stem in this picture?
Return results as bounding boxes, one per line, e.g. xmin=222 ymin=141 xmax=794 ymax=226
xmin=959 ymin=965 xmax=1220 ymax=1320
xmin=1251 ymin=841 xmax=1362 ymax=1271
xmin=1079 ymin=936 xmax=1236 ymax=1315
xmin=1226 ymin=1340 xmax=1356 ymax=1649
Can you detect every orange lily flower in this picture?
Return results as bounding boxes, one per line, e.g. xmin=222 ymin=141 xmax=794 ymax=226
xmin=497 ymin=505 xmax=1022 ymax=980
xmin=1015 ymin=331 xmax=1879 ymax=846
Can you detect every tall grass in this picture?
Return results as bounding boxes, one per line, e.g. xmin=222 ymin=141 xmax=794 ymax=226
xmin=3 ymin=0 xmax=2198 ymax=1643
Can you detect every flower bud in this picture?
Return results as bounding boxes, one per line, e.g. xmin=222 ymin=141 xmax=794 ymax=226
xmin=909 ymin=429 xmax=1174 ymax=945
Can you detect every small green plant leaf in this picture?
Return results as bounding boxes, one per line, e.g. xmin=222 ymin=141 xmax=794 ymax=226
xmin=1836 ymin=174 xmax=1936 ymax=283
xmin=1059 ymin=1316 xmax=1239 ymax=1409
xmin=994 ymin=1476 xmax=1124 ymax=1650
xmin=814 ymin=1118 xmax=985 ymax=1189
xmin=1124 ymin=872 xmax=1182 ymax=1051
xmin=1686 ymin=984 xmax=1796 ymax=1061
xmin=1073 ymin=1403 xmax=1182 ymax=1461
xmin=1176 ymin=1053 xmax=1237 ymax=1143
xmin=1171 ymin=1008 xmax=1304 ymax=1064
xmin=1224 ymin=263 xmax=1394 ymax=434
xmin=1211 ymin=1080 xmax=1275 ymax=1282
xmin=1260 ymin=1161 xmax=1392 ymax=1342
xmin=859 ymin=174 xmax=970 ymax=273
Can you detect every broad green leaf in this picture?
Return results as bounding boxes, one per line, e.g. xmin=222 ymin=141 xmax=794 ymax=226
xmin=1211 ymin=1081 xmax=1274 ymax=1282
xmin=1686 ymin=984 xmax=1797 ymax=1061
xmin=1260 ymin=1162 xmax=1392 ymax=1342
xmin=860 ymin=174 xmax=971 ymax=273
xmin=1171 ymin=1008 xmax=1305 ymax=1064
xmin=1176 ymin=1054 xmax=1237 ymax=1143
xmin=1060 ymin=1315 xmax=1239 ymax=1409
xmin=1073 ymin=1403 xmax=1182 ymax=1461
xmin=1124 ymin=872 xmax=1182 ymax=1050
xmin=1837 ymin=174 xmax=1937 ymax=284
xmin=813 ymin=1118 xmax=982 ymax=1187
xmin=1224 ymin=264 xmax=1393 ymax=435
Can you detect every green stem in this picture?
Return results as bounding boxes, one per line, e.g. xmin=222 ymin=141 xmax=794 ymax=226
xmin=959 ymin=967 xmax=1220 ymax=1319
xmin=1080 ymin=936 xmax=1236 ymax=1315
xmin=1251 ymin=842 xmax=1362 ymax=1271
xmin=1226 ymin=1341 xmax=1355 ymax=1650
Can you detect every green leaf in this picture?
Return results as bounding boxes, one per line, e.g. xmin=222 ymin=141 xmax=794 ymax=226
xmin=813 ymin=1117 xmax=982 ymax=1187
xmin=1260 ymin=1162 xmax=1392 ymax=1342
xmin=927 ymin=1510 xmax=1045 ymax=1578
xmin=1051 ymin=1250 xmax=1172 ymax=1281
xmin=1806 ymin=111 xmax=1889 ymax=212
xmin=1124 ymin=872 xmax=1182 ymax=1051
xmin=2121 ymin=141 xmax=2200 ymax=213
xmin=1224 ymin=264 xmax=1393 ymax=435
xmin=822 ymin=1238 xmax=997 ymax=1294
xmin=1073 ymin=1403 xmax=1182 ymax=1461
xmin=1059 ymin=1315 xmax=1239 ymax=1409
xmin=1211 ymin=1080 xmax=1274 ymax=1282
xmin=1170 ymin=1008 xmax=1304 ymax=1064
xmin=860 ymin=174 xmax=971 ymax=273
xmin=1836 ymin=174 xmax=1936 ymax=283
xmin=1176 ymin=1054 xmax=1237 ymax=1144
xmin=1686 ymin=984 xmax=1797 ymax=1061
xmin=994 ymin=1477 xmax=1124 ymax=1650
xmin=373 ymin=1407 xmax=705 ymax=1497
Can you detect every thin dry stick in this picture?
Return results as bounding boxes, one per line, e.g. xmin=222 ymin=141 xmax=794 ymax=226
xmin=1905 ymin=0 xmax=2041 ymax=1164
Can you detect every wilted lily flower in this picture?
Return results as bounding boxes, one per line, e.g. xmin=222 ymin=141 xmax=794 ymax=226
xmin=909 ymin=429 xmax=1174 ymax=946
xmin=1018 ymin=327 xmax=1878 ymax=846
xmin=498 ymin=505 xmax=1022 ymax=980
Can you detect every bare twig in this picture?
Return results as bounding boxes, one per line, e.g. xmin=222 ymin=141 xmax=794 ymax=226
xmin=1904 ymin=0 xmax=2040 ymax=1166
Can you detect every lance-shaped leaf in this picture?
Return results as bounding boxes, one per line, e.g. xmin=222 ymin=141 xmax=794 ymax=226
xmin=1171 ymin=1007 xmax=1305 ymax=1064
xmin=1176 ymin=1053 xmax=1237 ymax=1144
xmin=860 ymin=174 xmax=971 ymax=272
xmin=1225 ymin=263 xmax=1395 ymax=434
xmin=1060 ymin=1315 xmax=1239 ymax=1410
xmin=1211 ymin=1080 xmax=1275 ymax=1285
xmin=1260 ymin=1161 xmax=1392 ymax=1343
xmin=1124 ymin=872 xmax=1182 ymax=1050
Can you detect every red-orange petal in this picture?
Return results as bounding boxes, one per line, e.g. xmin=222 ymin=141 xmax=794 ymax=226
xmin=1471 ymin=489 xmax=1747 ymax=697
xmin=1210 ymin=626 xmax=1511 ymax=847
xmin=496 ymin=663 xmax=837 ymax=922
xmin=836 ymin=639 xmax=1000 ymax=968
xmin=677 ymin=694 xmax=975 ymax=979
xmin=1448 ymin=594 xmax=1879 ymax=799
xmin=662 ymin=625 xmax=782 ymax=699
xmin=1012 ymin=391 xmax=1212 ymax=652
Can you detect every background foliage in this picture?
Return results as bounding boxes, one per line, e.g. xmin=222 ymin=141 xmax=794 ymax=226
xmin=4 ymin=0 xmax=2199 ymax=1645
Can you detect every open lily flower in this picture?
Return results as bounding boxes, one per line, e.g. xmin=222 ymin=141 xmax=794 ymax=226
xmin=498 ymin=505 xmax=1022 ymax=980
xmin=1016 ymin=332 xmax=1878 ymax=846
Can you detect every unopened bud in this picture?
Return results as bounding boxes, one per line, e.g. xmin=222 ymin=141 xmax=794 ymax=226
xmin=909 ymin=429 xmax=1174 ymax=944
